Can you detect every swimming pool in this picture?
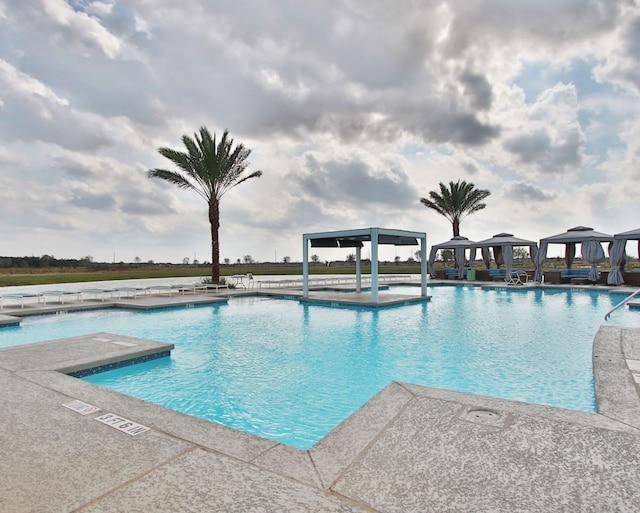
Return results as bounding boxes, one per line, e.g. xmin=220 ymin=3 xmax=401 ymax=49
xmin=1 ymin=285 xmax=638 ymax=449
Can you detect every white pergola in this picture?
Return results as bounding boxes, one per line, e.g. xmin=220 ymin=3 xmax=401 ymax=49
xmin=302 ymin=227 xmax=428 ymax=303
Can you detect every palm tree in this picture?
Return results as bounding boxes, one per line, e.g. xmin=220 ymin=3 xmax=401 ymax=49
xmin=148 ymin=127 xmax=262 ymax=282
xmin=420 ymin=180 xmax=490 ymax=237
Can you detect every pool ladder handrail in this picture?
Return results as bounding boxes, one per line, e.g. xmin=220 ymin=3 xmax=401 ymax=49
xmin=604 ymin=288 xmax=640 ymax=321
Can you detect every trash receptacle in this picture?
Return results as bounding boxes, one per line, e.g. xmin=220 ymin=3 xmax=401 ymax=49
xmin=466 ymin=268 xmax=476 ymax=281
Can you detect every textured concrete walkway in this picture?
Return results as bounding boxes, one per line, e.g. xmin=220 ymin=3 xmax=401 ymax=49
xmin=1 ymin=291 xmax=640 ymax=511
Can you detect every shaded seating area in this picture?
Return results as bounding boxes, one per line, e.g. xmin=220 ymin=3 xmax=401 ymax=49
xmin=303 ymin=227 xmax=428 ymax=303
xmin=561 ymin=269 xmax=591 ymax=284
xmin=538 ymin=226 xmax=613 ymax=284
xmin=445 ymin=268 xmax=466 ymax=279
xmin=608 ymin=227 xmax=640 ymax=285
xmin=471 ymin=233 xmax=538 ymax=281
xmin=428 ymin=236 xmax=475 ymax=280
xmin=489 ymin=269 xmax=507 ymax=280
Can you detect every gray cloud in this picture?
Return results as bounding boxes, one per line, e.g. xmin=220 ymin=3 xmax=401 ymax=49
xmin=294 ymin=152 xmax=419 ymax=208
xmin=504 ymin=131 xmax=552 ymax=163
xmin=460 ymin=72 xmax=493 ymax=111
xmin=502 ymin=181 xmax=556 ymax=202
xmin=69 ymin=190 xmax=117 ymax=210
xmin=503 ymin=129 xmax=583 ymax=173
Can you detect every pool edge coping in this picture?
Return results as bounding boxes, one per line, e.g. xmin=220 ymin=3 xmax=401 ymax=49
xmin=1 ymin=321 xmax=639 ymax=496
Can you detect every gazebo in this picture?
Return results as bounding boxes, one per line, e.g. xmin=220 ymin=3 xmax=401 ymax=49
xmin=302 ymin=227 xmax=427 ymax=303
xmin=539 ymin=226 xmax=613 ymax=283
xmin=471 ymin=233 xmax=538 ymax=277
xmin=608 ymin=227 xmax=640 ymax=285
xmin=428 ymin=236 xmax=475 ymax=279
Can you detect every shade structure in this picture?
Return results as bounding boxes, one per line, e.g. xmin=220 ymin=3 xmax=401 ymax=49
xmin=428 ymin=236 xmax=475 ymax=279
xmin=539 ymin=226 xmax=613 ymax=283
xmin=302 ymin=227 xmax=428 ymax=302
xmin=608 ymin=228 xmax=640 ymax=285
xmin=471 ymin=233 xmax=538 ymax=277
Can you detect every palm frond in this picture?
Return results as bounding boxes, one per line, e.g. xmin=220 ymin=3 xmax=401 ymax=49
xmin=147 ymin=168 xmax=206 ymax=198
xmin=420 ymin=179 xmax=490 ymax=232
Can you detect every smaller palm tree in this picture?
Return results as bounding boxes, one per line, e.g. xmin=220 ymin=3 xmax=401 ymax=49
xmin=420 ymin=180 xmax=490 ymax=237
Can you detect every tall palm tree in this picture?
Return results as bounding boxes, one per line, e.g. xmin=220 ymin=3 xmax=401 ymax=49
xmin=148 ymin=127 xmax=262 ymax=282
xmin=420 ymin=180 xmax=490 ymax=237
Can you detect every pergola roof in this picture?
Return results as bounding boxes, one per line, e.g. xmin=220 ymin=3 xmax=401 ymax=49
xmin=307 ymin=227 xmax=422 ymax=248
xmin=430 ymin=235 xmax=475 ymax=250
xmin=614 ymin=227 xmax=640 ymax=241
xmin=540 ymin=226 xmax=613 ymax=244
xmin=472 ymin=232 xmax=536 ymax=248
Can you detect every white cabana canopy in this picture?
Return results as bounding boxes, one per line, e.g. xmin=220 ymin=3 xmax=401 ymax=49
xmin=302 ymin=227 xmax=427 ymax=302
xmin=608 ymin=228 xmax=640 ymax=285
xmin=539 ymin=226 xmax=613 ymax=283
xmin=428 ymin=235 xmax=475 ymax=279
xmin=471 ymin=233 xmax=538 ymax=277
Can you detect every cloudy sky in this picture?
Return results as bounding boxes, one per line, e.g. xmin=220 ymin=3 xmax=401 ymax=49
xmin=1 ymin=0 xmax=639 ymax=265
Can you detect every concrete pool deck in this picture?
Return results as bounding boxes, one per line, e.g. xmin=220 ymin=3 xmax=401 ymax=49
xmin=1 ymin=283 xmax=640 ymax=511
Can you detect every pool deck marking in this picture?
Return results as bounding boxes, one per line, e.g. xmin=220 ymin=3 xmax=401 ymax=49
xmin=94 ymin=412 xmax=151 ymax=436
xmin=62 ymin=399 xmax=101 ymax=415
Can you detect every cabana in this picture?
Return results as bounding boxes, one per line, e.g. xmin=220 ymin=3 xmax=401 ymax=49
xmin=428 ymin=236 xmax=475 ymax=279
xmin=471 ymin=233 xmax=538 ymax=278
xmin=538 ymin=226 xmax=613 ymax=283
xmin=302 ymin=227 xmax=427 ymax=303
xmin=608 ymin=227 xmax=640 ymax=285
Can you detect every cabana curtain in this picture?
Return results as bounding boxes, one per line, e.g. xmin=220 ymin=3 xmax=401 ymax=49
xmin=581 ymin=240 xmax=606 ymax=282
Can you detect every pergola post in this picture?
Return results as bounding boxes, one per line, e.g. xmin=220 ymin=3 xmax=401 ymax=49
xmin=371 ymin=227 xmax=379 ymax=302
xmin=302 ymin=234 xmax=309 ymax=298
xmin=355 ymin=245 xmax=362 ymax=293
xmin=420 ymin=234 xmax=427 ymax=297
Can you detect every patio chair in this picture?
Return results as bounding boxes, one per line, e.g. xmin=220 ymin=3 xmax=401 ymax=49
xmin=505 ymin=270 xmax=529 ymax=286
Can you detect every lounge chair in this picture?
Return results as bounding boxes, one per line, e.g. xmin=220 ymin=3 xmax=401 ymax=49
xmin=505 ymin=270 xmax=529 ymax=286
xmin=81 ymin=288 xmax=115 ymax=301
xmin=0 ymin=292 xmax=43 ymax=309
xmin=114 ymin=286 xmax=148 ymax=298
xmin=171 ymin=283 xmax=210 ymax=295
xmin=148 ymin=285 xmax=176 ymax=296
xmin=42 ymin=290 xmax=81 ymax=304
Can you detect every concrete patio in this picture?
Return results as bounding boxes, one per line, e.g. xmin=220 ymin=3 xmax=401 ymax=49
xmin=1 ymin=285 xmax=640 ymax=512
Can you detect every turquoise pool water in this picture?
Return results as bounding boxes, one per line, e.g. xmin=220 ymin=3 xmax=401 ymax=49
xmin=2 ymin=285 xmax=639 ymax=449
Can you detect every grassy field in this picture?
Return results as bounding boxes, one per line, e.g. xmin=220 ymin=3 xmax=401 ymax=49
xmin=0 ymin=263 xmax=423 ymax=287
xmin=2 ymin=257 xmax=629 ymax=288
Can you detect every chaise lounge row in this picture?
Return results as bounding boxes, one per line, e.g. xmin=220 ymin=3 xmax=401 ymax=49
xmin=0 ymin=283 xmax=227 ymax=310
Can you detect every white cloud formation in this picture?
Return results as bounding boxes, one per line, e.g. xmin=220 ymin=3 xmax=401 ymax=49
xmin=0 ymin=0 xmax=638 ymax=263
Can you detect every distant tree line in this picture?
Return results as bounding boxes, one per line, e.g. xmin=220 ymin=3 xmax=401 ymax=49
xmin=0 ymin=255 xmax=95 ymax=269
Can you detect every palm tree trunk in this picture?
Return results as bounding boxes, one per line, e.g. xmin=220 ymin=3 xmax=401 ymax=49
xmin=209 ymin=200 xmax=220 ymax=282
xmin=453 ymin=218 xmax=461 ymax=237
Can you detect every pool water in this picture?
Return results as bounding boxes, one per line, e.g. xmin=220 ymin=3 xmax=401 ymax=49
xmin=2 ymin=285 xmax=639 ymax=449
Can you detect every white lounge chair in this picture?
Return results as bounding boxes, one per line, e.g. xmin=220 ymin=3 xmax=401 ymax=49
xmin=0 ymin=292 xmax=43 ymax=309
xmin=114 ymin=286 xmax=148 ymax=298
xmin=505 ymin=270 xmax=530 ymax=286
xmin=42 ymin=290 xmax=81 ymax=304
xmin=81 ymin=288 xmax=115 ymax=301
